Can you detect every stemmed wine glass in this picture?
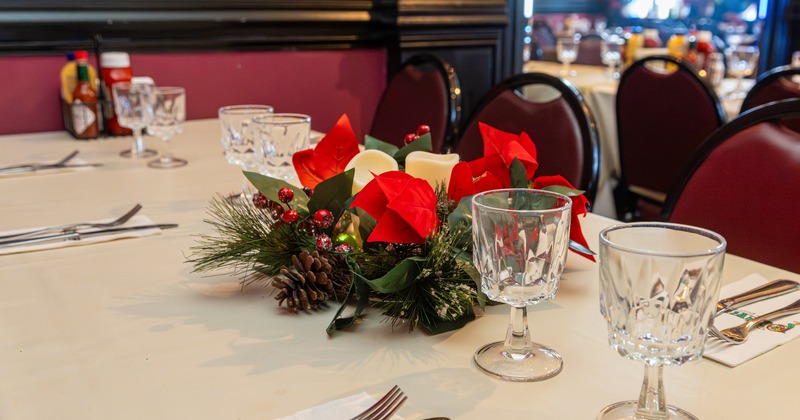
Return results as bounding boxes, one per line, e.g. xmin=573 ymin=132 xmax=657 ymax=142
xmin=145 ymin=86 xmax=187 ymax=169
xmin=598 ymin=222 xmax=726 ymax=419
xmin=112 ymin=80 xmax=157 ymax=158
xmin=557 ymin=36 xmax=580 ymax=77
xmin=724 ymin=46 xmax=759 ymax=99
xmin=472 ymin=189 xmax=572 ymax=382
xmin=218 ymin=105 xmax=274 ymax=202
xmin=601 ymin=37 xmax=624 ymax=80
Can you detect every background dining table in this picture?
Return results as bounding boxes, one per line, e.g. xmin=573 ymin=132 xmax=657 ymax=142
xmin=0 ymin=119 xmax=797 ymax=419
xmin=522 ymin=60 xmax=755 ymax=220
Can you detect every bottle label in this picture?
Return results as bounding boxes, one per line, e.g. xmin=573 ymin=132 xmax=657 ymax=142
xmin=72 ymin=100 xmax=96 ymax=135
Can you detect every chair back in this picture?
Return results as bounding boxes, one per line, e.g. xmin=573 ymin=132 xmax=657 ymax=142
xmin=662 ymin=98 xmax=800 ymax=273
xmin=740 ymin=65 xmax=800 ymax=132
xmin=370 ymin=53 xmax=461 ymax=152
xmin=574 ymin=33 xmax=605 ymax=66
xmin=530 ymin=20 xmax=556 ymax=61
xmin=453 ymin=72 xmax=600 ymax=201
xmin=615 ymin=55 xmax=726 ymax=220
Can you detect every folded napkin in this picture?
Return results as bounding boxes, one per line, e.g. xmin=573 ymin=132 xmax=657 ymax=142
xmin=275 ymin=392 xmax=402 ymax=420
xmin=704 ymin=273 xmax=800 ymax=367
xmin=0 ymin=157 xmax=98 ymax=178
xmin=0 ymin=215 xmax=166 ymax=256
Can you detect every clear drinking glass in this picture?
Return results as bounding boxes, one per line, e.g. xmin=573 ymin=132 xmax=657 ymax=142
xmin=145 ymin=86 xmax=187 ymax=169
xmin=601 ymin=37 xmax=624 ymax=80
xmin=598 ymin=222 xmax=726 ymax=420
xmin=251 ymin=113 xmax=311 ymax=182
xmin=472 ymin=189 xmax=572 ymax=382
xmin=218 ymin=105 xmax=274 ymax=201
xmin=113 ymin=81 xmax=157 ymax=159
xmin=557 ymin=37 xmax=580 ymax=76
xmin=724 ymin=45 xmax=759 ymax=99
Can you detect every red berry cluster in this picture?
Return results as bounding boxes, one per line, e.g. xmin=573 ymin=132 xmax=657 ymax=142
xmin=403 ymin=124 xmax=431 ymax=145
xmin=256 ymin=187 xmax=338 ymax=252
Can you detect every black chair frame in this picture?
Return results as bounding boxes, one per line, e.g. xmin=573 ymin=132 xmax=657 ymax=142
xmin=740 ymin=65 xmax=800 ymax=112
xmin=453 ymin=72 xmax=600 ymax=202
xmin=614 ymin=55 xmax=726 ymax=221
xmin=661 ymin=98 xmax=800 ymax=220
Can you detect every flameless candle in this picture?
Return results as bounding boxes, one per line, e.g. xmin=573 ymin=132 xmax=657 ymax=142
xmin=404 ymin=151 xmax=460 ymax=189
xmin=345 ymin=149 xmax=399 ymax=194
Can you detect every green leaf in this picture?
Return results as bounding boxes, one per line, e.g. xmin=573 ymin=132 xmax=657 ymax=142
xmin=454 ymin=251 xmax=488 ymax=306
xmin=355 ymin=208 xmax=377 ymax=243
xmin=541 ymin=184 xmax=586 ymax=197
xmin=327 ymin=257 xmax=371 ymax=334
xmin=243 ymin=171 xmax=309 ymax=216
xmin=363 ymin=258 xmax=422 ymax=293
xmin=509 ymin=157 xmax=529 ymax=188
xmin=308 ymin=168 xmax=354 ymax=222
xmin=422 ymin=309 xmax=476 ymax=334
xmin=393 ymin=133 xmax=432 ymax=164
xmin=364 ymin=135 xmax=400 ymax=156
xmin=447 ymin=195 xmax=474 ymax=248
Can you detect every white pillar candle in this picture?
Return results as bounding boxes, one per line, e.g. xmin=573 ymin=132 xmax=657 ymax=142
xmin=344 ymin=149 xmax=399 ymax=194
xmin=405 ymin=151 xmax=460 ymax=189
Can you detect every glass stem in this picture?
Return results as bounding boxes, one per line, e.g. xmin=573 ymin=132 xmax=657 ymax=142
xmin=504 ymin=305 xmax=533 ymax=358
xmin=635 ymin=364 xmax=669 ymax=419
xmin=562 ymin=60 xmax=569 ymax=75
xmin=132 ymin=127 xmax=145 ymax=154
xmin=160 ymin=138 xmax=174 ymax=162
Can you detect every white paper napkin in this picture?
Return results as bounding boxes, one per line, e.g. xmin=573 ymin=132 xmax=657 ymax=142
xmin=704 ymin=273 xmax=800 ymax=367
xmin=0 ymin=157 xmax=98 ymax=178
xmin=0 ymin=215 xmax=166 ymax=256
xmin=275 ymin=391 xmax=402 ymax=420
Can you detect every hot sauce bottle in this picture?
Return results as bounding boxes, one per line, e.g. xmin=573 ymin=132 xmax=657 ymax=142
xmin=71 ymin=51 xmax=100 ymax=139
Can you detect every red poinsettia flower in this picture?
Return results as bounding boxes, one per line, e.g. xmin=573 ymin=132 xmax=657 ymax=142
xmin=447 ymin=161 xmax=503 ymax=203
xmin=533 ymin=175 xmax=594 ymax=262
xmin=292 ymin=114 xmax=360 ymax=188
xmin=350 ymin=171 xmax=439 ymax=244
xmin=467 ymin=122 xmax=539 ymax=187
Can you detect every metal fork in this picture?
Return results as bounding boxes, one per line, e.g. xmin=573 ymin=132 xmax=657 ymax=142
xmin=0 ymin=204 xmax=143 ymax=240
xmin=708 ymin=279 xmax=800 ymax=343
xmin=0 ymin=150 xmax=79 ymax=173
xmin=350 ymin=385 xmax=407 ymax=420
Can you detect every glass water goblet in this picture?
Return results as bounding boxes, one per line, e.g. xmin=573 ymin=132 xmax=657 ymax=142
xmin=598 ymin=222 xmax=726 ymax=420
xmin=601 ymin=37 xmax=624 ymax=80
xmin=557 ymin=37 xmax=580 ymax=77
xmin=218 ymin=105 xmax=274 ymax=202
xmin=113 ymin=81 xmax=157 ymax=159
xmin=724 ymin=46 xmax=759 ymax=99
xmin=145 ymin=86 xmax=187 ymax=169
xmin=472 ymin=189 xmax=572 ymax=382
xmin=251 ymin=113 xmax=311 ymax=182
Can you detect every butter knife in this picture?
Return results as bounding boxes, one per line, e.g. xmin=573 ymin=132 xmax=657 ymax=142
xmin=0 ymin=224 xmax=178 ymax=248
xmin=716 ymin=279 xmax=800 ymax=315
xmin=0 ymin=163 xmax=103 ymax=174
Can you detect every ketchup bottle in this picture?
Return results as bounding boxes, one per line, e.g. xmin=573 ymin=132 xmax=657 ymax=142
xmin=100 ymin=52 xmax=133 ymax=136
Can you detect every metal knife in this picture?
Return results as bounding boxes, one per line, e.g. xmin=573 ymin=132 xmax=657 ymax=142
xmin=716 ymin=279 xmax=800 ymax=315
xmin=0 ymin=163 xmax=103 ymax=174
xmin=0 ymin=224 xmax=178 ymax=248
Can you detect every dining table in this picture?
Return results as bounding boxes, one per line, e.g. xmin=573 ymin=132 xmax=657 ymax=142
xmin=522 ymin=60 xmax=756 ymax=220
xmin=1 ymin=118 xmax=797 ymax=419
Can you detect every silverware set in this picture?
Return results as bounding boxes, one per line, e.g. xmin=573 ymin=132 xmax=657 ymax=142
xmin=0 ymin=204 xmax=177 ymax=248
xmin=709 ymin=279 xmax=800 ymax=344
xmin=0 ymin=150 xmax=102 ymax=174
xmin=350 ymin=385 xmax=407 ymax=420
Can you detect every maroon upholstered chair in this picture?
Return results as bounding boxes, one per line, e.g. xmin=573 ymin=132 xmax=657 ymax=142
xmin=369 ymin=54 xmax=461 ymax=153
xmin=574 ymin=33 xmax=605 ymax=66
xmin=662 ymin=98 xmax=800 ymax=273
xmin=740 ymin=65 xmax=800 ymax=132
xmin=452 ymin=72 xmax=600 ymax=202
xmin=615 ymin=55 xmax=726 ymax=221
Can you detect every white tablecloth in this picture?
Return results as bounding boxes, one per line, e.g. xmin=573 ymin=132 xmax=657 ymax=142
xmin=1 ymin=119 xmax=797 ymax=419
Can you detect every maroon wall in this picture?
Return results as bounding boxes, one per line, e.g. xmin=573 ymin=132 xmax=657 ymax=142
xmin=0 ymin=49 xmax=387 ymax=138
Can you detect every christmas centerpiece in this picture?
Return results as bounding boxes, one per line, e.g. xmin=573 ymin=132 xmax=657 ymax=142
xmin=189 ymin=115 xmax=594 ymax=335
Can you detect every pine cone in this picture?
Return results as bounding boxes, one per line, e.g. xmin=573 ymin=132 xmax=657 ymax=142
xmin=272 ymin=250 xmax=334 ymax=311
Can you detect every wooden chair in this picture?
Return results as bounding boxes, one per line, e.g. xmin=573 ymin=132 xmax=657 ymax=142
xmin=452 ymin=72 xmax=600 ymax=202
xmin=740 ymin=65 xmax=800 ymax=132
xmin=615 ymin=55 xmax=726 ymax=221
xmin=369 ymin=53 xmax=461 ymax=153
xmin=662 ymin=98 xmax=800 ymax=273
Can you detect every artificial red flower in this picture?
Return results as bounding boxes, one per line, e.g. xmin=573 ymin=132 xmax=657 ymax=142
xmin=292 ymin=114 xmax=360 ymax=188
xmin=350 ymin=171 xmax=439 ymax=244
xmin=447 ymin=161 xmax=503 ymax=203
xmin=467 ymin=123 xmax=539 ymax=187
xmin=533 ymin=175 xmax=594 ymax=262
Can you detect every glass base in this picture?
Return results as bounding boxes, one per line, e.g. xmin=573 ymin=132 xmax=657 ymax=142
xmin=148 ymin=157 xmax=187 ymax=169
xmin=120 ymin=148 xmax=158 ymax=159
xmin=473 ymin=340 xmax=562 ymax=382
xmin=597 ymin=401 xmax=697 ymax=420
